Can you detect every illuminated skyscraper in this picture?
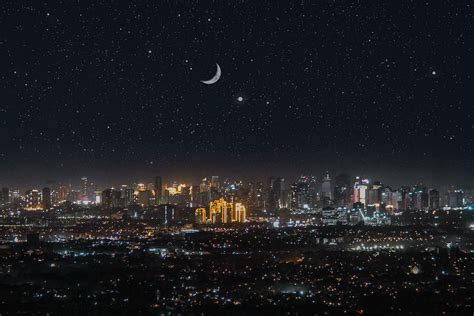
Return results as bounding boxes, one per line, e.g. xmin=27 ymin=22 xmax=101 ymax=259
xmin=25 ymin=189 xmax=41 ymax=210
xmin=208 ymin=198 xmax=246 ymax=224
xmin=235 ymin=203 xmax=246 ymax=223
xmin=290 ymin=176 xmax=317 ymax=210
xmin=210 ymin=198 xmax=232 ymax=223
xmin=353 ymin=178 xmax=369 ymax=207
xmin=80 ymin=177 xmax=89 ymax=201
xmin=195 ymin=208 xmax=207 ymax=224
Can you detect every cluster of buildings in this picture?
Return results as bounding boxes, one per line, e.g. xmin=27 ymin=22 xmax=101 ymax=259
xmin=0 ymin=173 xmax=472 ymax=227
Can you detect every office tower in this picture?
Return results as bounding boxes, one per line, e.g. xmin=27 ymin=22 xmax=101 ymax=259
xmin=429 ymin=189 xmax=440 ymax=209
xmin=80 ymin=177 xmax=88 ymax=201
xmin=120 ymin=185 xmax=134 ymax=206
xmin=25 ymin=189 xmax=41 ymax=210
xmin=180 ymin=185 xmax=191 ymax=206
xmin=155 ymin=176 xmax=162 ymax=204
xmin=446 ymin=189 xmax=463 ymax=208
xmin=321 ymin=172 xmax=332 ymax=200
xmin=137 ymin=190 xmax=153 ymax=207
xmin=412 ymin=185 xmax=427 ymax=210
xmin=400 ymin=186 xmax=411 ymax=210
xmin=42 ymin=187 xmax=52 ymax=209
xmin=199 ymin=178 xmax=210 ymax=206
xmin=353 ymin=178 xmax=369 ymax=207
xmin=191 ymin=185 xmax=200 ymax=206
xmin=1 ymin=187 xmax=9 ymax=204
xmin=210 ymin=176 xmax=220 ymax=200
xmin=102 ymin=188 xmax=121 ymax=208
xmin=267 ymin=177 xmax=285 ymax=211
xmin=290 ymin=175 xmax=318 ymax=210
xmin=333 ymin=174 xmax=351 ymax=207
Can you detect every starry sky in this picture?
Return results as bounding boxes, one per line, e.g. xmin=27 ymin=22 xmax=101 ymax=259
xmin=0 ymin=1 xmax=472 ymax=188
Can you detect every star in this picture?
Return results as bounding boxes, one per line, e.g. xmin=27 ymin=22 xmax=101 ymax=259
xmin=237 ymin=96 xmax=244 ymax=102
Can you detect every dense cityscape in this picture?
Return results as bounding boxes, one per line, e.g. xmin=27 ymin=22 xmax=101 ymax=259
xmin=1 ymin=174 xmax=473 ymax=313
xmin=1 ymin=0 xmax=472 ymax=314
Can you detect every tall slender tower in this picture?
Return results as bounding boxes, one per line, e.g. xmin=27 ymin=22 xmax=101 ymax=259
xmin=155 ymin=176 xmax=162 ymax=204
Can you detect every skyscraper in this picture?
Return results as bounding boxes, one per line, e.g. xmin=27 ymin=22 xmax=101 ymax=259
xmin=42 ymin=187 xmax=52 ymax=209
xmin=267 ymin=177 xmax=285 ymax=211
xmin=321 ymin=172 xmax=332 ymax=207
xmin=353 ymin=178 xmax=369 ymax=207
xmin=102 ymin=188 xmax=121 ymax=208
xmin=333 ymin=174 xmax=351 ymax=207
xmin=80 ymin=177 xmax=89 ymax=201
xmin=155 ymin=176 xmax=162 ymax=204
xmin=321 ymin=172 xmax=332 ymax=200
xmin=429 ymin=189 xmax=440 ymax=209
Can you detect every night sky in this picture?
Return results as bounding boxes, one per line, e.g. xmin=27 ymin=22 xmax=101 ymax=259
xmin=0 ymin=1 xmax=472 ymax=188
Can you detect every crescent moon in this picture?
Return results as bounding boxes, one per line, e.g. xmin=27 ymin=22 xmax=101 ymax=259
xmin=201 ymin=63 xmax=221 ymax=85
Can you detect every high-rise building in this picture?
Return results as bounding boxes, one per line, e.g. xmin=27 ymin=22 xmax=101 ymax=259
xmin=42 ymin=187 xmax=52 ymax=209
xmin=195 ymin=208 xmax=207 ymax=224
xmin=321 ymin=172 xmax=332 ymax=200
xmin=333 ymin=174 xmax=351 ymax=207
xmin=80 ymin=177 xmax=89 ymax=202
xmin=137 ymin=190 xmax=153 ymax=207
xmin=290 ymin=176 xmax=318 ymax=210
xmin=120 ymin=185 xmax=134 ymax=206
xmin=234 ymin=203 xmax=246 ymax=223
xmin=155 ymin=176 xmax=162 ymax=204
xmin=191 ymin=185 xmax=200 ymax=206
xmin=429 ymin=189 xmax=440 ymax=209
xmin=102 ymin=188 xmax=121 ymax=208
xmin=25 ymin=189 xmax=41 ymax=210
xmin=353 ymin=178 xmax=369 ymax=207
xmin=209 ymin=198 xmax=233 ymax=223
xmin=267 ymin=177 xmax=285 ymax=211
xmin=208 ymin=198 xmax=246 ymax=224
xmin=199 ymin=178 xmax=211 ymax=206
xmin=446 ymin=190 xmax=463 ymax=208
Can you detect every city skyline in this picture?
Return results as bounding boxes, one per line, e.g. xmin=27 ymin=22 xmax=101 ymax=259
xmin=0 ymin=1 xmax=473 ymax=314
